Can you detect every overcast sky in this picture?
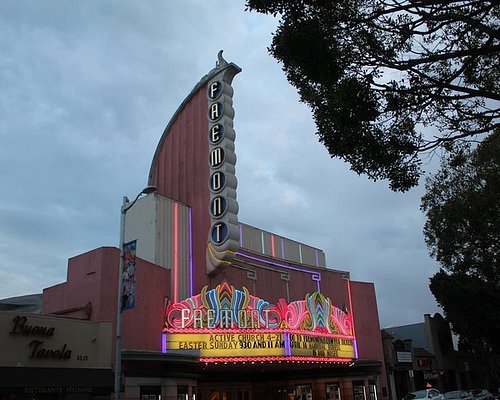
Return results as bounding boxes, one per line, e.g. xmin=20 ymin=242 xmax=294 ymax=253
xmin=0 ymin=0 xmax=442 ymax=327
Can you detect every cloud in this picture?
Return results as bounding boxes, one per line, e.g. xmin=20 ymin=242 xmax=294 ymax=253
xmin=0 ymin=0 xmax=441 ymax=326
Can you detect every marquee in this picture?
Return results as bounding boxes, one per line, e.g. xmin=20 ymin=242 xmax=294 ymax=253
xmin=163 ymin=282 xmax=357 ymax=363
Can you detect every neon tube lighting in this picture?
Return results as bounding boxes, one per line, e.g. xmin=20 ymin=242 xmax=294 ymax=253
xmin=284 ymin=332 xmax=291 ymax=356
xmin=347 ymin=279 xmax=359 ymax=359
xmin=173 ymin=203 xmax=179 ymax=302
xmin=188 ymin=208 xmax=193 ymax=296
xmin=199 ymin=356 xmax=353 ymax=364
xmin=235 ymin=252 xmax=322 ymax=284
xmin=164 ymin=328 xmax=354 ymax=339
xmin=161 ymin=332 xmax=167 ymax=352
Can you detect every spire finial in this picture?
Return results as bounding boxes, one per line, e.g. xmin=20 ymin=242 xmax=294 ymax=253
xmin=216 ymin=50 xmax=228 ymax=67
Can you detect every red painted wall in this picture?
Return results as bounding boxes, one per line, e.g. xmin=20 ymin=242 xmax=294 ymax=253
xmin=350 ymin=280 xmax=388 ymax=388
xmin=42 ymin=247 xmax=170 ymax=356
xmin=149 ymin=88 xmax=210 ymax=297
xmin=42 ymin=247 xmax=118 ymax=321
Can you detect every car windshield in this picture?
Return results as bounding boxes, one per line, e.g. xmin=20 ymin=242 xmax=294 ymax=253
xmin=446 ymin=392 xmax=463 ymax=399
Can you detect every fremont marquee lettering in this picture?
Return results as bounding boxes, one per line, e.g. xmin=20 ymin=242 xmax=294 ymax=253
xmin=209 ymin=147 xmax=224 ymax=168
xmin=209 ymin=102 xmax=223 ymax=121
xmin=210 ymin=171 xmax=225 ymax=192
xmin=210 ymin=196 xmax=226 ymax=218
xmin=205 ymin=54 xmax=241 ymax=272
xmin=210 ymin=222 xmax=228 ymax=244
xmin=209 ymin=81 xmax=223 ymax=100
xmin=164 ymin=283 xmax=357 ymax=362
xmin=210 ymin=124 xmax=224 ymax=144
xmin=181 ymin=308 xmax=272 ymax=329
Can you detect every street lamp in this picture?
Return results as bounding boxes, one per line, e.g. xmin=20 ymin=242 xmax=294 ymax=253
xmin=114 ymin=185 xmax=158 ymax=400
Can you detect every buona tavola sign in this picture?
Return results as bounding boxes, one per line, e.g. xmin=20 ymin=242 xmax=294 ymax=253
xmin=2 ymin=313 xmax=109 ymax=367
xmin=9 ymin=315 xmax=73 ymax=360
xmin=163 ymin=282 xmax=357 ymax=363
xmin=206 ymin=52 xmax=241 ymax=274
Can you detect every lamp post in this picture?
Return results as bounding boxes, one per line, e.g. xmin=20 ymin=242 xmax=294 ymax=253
xmin=114 ymin=185 xmax=157 ymax=400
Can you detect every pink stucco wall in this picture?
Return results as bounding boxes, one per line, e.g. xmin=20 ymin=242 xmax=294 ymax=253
xmin=42 ymin=246 xmax=170 ymax=361
xmin=350 ymin=280 xmax=388 ymax=387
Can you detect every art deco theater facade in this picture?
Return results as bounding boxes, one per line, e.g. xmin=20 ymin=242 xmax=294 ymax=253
xmin=42 ymin=53 xmax=387 ymax=400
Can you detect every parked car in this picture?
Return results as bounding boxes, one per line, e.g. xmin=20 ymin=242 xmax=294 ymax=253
xmin=468 ymin=389 xmax=494 ymax=400
xmin=403 ymin=389 xmax=445 ymax=400
xmin=445 ymin=391 xmax=473 ymax=400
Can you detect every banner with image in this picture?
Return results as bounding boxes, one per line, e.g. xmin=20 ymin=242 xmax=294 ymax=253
xmin=122 ymin=240 xmax=137 ymax=310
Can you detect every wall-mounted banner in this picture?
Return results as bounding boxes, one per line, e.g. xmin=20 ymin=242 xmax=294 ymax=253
xmin=122 ymin=240 xmax=137 ymax=310
xmin=163 ymin=282 xmax=357 ymax=363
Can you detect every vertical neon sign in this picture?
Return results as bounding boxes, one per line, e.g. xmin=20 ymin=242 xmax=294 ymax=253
xmin=206 ymin=52 xmax=241 ymax=273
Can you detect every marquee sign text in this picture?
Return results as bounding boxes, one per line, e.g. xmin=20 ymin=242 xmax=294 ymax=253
xmin=163 ymin=282 xmax=356 ymax=363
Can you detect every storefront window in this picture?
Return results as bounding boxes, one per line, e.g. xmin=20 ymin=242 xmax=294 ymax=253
xmin=353 ymin=381 xmax=366 ymax=400
xmin=296 ymin=385 xmax=312 ymax=400
xmin=177 ymin=386 xmax=189 ymax=400
xmin=368 ymin=380 xmax=378 ymax=400
xmin=140 ymin=386 xmax=161 ymax=400
xmin=326 ymin=383 xmax=341 ymax=400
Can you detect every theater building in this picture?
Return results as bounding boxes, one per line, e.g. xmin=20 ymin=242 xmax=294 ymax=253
xmin=41 ymin=52 xmax=388 ymax=400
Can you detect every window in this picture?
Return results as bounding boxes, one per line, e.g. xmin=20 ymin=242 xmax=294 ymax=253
xmin=296 ymin=385 xmax=313 ymax=400
xmin=178 ymin=385 xmax=189 ymax=400
xmin=326 ymin=383 xmax=341 ymax=400
xmin=140 ymin=386 xmax=161 ymax=400
xmin=353 ymin=381 xmax=366 ymax=400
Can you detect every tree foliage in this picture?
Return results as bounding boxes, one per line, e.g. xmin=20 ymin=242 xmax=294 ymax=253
xmin=421 ymin=129 xmax=500 ymax=282
xmin=245 ymin=0 xmax=500 ymax=191
xmin=422 ymin=130 xmax=500 ymax=387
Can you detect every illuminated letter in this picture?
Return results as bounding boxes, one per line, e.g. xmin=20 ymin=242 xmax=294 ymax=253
xmin=210 ymin=147 xmax=224 ymax=168
xmin=238 ymin=310 xmax=248 ymax=328
xmin=193 ymin=309 xmax=203 ymax=329
xmin=211 ymin=223 xmax=228 ymax=244
xmin=209 ymin=81 xmax=222 ymax=99
xmin=250 ymin=309 xmax=260 ymax=329
xmin=210 ymin=124 xmax=223 ymax=144
xmin=263 ymin=309 xmax=271 ymax=328
xmin=207 ymin=309 xmax=216 ymax=329
xmin=181 ymin=308 xmax=190 ymax=328
xmin=210 ymin=172 xmax=225 ymax=192
xmin=221 ymin=309 xmax=232 ymax=328
xmin=211 ymin=196 xmax=225 ymax=217
xmin=209 ymin=103 xmax=222 ymax=120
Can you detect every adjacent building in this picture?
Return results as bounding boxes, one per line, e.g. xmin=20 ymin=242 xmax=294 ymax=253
xmin=0 ymin=309 xmax=114 ymax=400
xmin=382 ymin=313 xmax=477 ymax=400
